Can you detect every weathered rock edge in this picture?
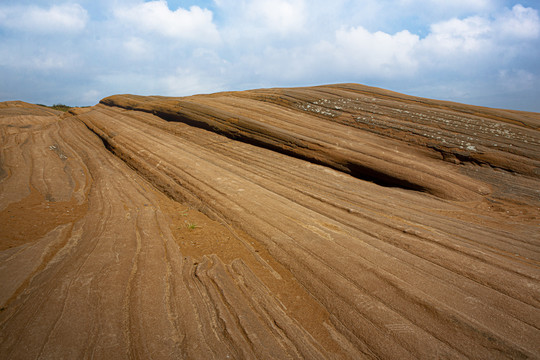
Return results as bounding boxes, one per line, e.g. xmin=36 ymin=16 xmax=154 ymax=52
xmin=99 ymin=84 xmax=509 ymax=201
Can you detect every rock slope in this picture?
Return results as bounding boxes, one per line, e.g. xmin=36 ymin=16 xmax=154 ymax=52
xmin=1 ymin=84 xmax=539 ymax=359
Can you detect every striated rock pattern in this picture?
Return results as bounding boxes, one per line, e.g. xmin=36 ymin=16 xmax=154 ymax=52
xmin=1 ymin=84 xmax=539 ymax=359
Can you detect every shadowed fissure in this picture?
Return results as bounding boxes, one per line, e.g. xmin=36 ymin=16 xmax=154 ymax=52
xmin=110 ymin=106 xmax=431 ymax=194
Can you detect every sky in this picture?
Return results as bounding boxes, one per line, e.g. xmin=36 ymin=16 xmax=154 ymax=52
xmin=0 ymin=0 xmax=539 ymax=111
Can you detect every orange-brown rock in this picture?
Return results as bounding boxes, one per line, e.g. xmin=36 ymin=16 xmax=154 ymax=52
xmin=1 ymin=85 xmax=539 ymax=359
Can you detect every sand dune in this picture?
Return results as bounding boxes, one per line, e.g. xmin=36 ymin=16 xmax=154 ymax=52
xmin=1 ymin=84 xmax=539 ymax=359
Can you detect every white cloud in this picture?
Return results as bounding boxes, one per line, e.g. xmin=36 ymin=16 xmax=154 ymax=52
xmin=417 ymin=4 xmax=540 ymax=65
xmin=161 ymin=68 xmax=227 ymax=96
xmin=223 ymin=25 xmax=422 ymax=87
xmin=31 ymin=53 xmax=72 ymax=70
xmin=404 ymin=0 xmax=494 ymax=13
xmin=114 ymin=1 xmax=220 ymax=43
xmin=214 ymin=0 xmax=306 ymax=38
xmin=235 ymin=3 xmax=540 ymax=95
xmin=0 ymin=0 xmax=539 ymax=111
xmin=0 ymin=43 xmax=79 ymax=70
xmin=496 ymin=4 xmax=540 ymax=39
xmin=123 ymin=37 xmax=149 ymax=57
xmin=246 ymin=0 xmax=306 ymax=34
xmin=331 ymin=27 xmax=420 ymax=76
xmin=423 ymin=16 xmax=492 ymax=54
xmin=0 ymin=3 xmax=88 ymax=33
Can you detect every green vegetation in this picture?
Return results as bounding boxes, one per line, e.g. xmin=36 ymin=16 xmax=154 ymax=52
xmin=51 ymin=104 xmax=71 ymax=112
xmin=185 ymin=222 xmax=199 ymax=230
xmin=37 ymin=103 xmax=72 ymax=112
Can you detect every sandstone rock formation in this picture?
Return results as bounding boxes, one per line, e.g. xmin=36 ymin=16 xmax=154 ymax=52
xmin=1 ymin=84 xmax=539 ymax=358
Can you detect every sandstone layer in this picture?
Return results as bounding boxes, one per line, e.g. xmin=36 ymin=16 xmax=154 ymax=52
xmin=1 ymin=84 xmax=539 ymax=359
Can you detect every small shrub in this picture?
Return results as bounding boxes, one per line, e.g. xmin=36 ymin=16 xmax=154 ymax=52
xmin=37 ymin=103 xmax=72 ymax=112
xmin=51 ymin=104 xmax=71 ymax=112
xmin=185 ymin=222 xmax=199 ymax=230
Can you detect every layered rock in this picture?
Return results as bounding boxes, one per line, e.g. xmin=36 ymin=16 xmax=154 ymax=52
xmin=1 ymin=85 xmax=539 ymax=359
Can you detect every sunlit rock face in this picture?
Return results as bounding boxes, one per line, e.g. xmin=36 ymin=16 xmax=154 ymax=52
xmin=1 ymin=84 xmax=539 ymax=359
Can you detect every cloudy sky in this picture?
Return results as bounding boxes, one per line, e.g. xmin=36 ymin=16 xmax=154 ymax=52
xmin=1 ymin=0 xmax=539 ymax=111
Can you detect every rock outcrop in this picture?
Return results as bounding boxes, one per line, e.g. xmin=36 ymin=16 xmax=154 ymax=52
xmin=1 ymin=84 xmax=539 ymax=359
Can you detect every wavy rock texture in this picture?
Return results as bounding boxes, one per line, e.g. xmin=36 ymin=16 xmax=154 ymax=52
xmin=1 ymin=84 xmax=539 ymax=359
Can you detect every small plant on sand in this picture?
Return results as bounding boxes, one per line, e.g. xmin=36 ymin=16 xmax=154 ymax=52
xmin=185 ymin=221 xmax=199 ymax=230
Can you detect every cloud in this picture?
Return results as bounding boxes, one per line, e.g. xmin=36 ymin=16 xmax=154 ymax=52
xmin=423 ymin=16 xmax=492 ymax=54
xmin=401 ymin=0 xmax=494 ymax=13
xmin=498 ymin=69 xmax=536 ymax=91
xmin=0 ymin=42 xmax=80 ymax=70
xmin=161 ymin=68 xmax=227 ymax=96
xmin=123 ymin=37 xmax=150 ymax=57
xmin=246 ymin=0 xmax=306 ymax=34
xmin=214 ymin=0 xmax=307 ymax=39
xmin=416 ymin=4 xmax=540 ymax=70
xmin=332 ymin=27 xmax=420 ymax=77
xmin=496 ymin=4 xmax=540 ymax=39
xmin=0 ymin=3 xmax=88 ymax=33
xmin=0 ymin=0 xmax=539 ymax=111
xmin=113 ymin=1 xmax=220 ymax=43
xmin=227 ymin=3 xmax=540 ymax=100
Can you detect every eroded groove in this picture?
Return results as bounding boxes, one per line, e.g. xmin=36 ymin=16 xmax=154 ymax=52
xmin=99 ymin=94 xmax=491 ymax=200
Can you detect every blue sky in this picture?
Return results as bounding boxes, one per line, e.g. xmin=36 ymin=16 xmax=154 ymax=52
xmin=1 ymin=1 xmax=539 ymax=111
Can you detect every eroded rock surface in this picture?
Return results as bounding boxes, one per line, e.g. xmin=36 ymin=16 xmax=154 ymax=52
xmin=1 ymin=84 xmax=539 ymax=359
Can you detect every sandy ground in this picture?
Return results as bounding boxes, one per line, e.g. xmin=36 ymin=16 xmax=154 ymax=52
xmin=1 ymin=84 xmax=539 ymax=359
